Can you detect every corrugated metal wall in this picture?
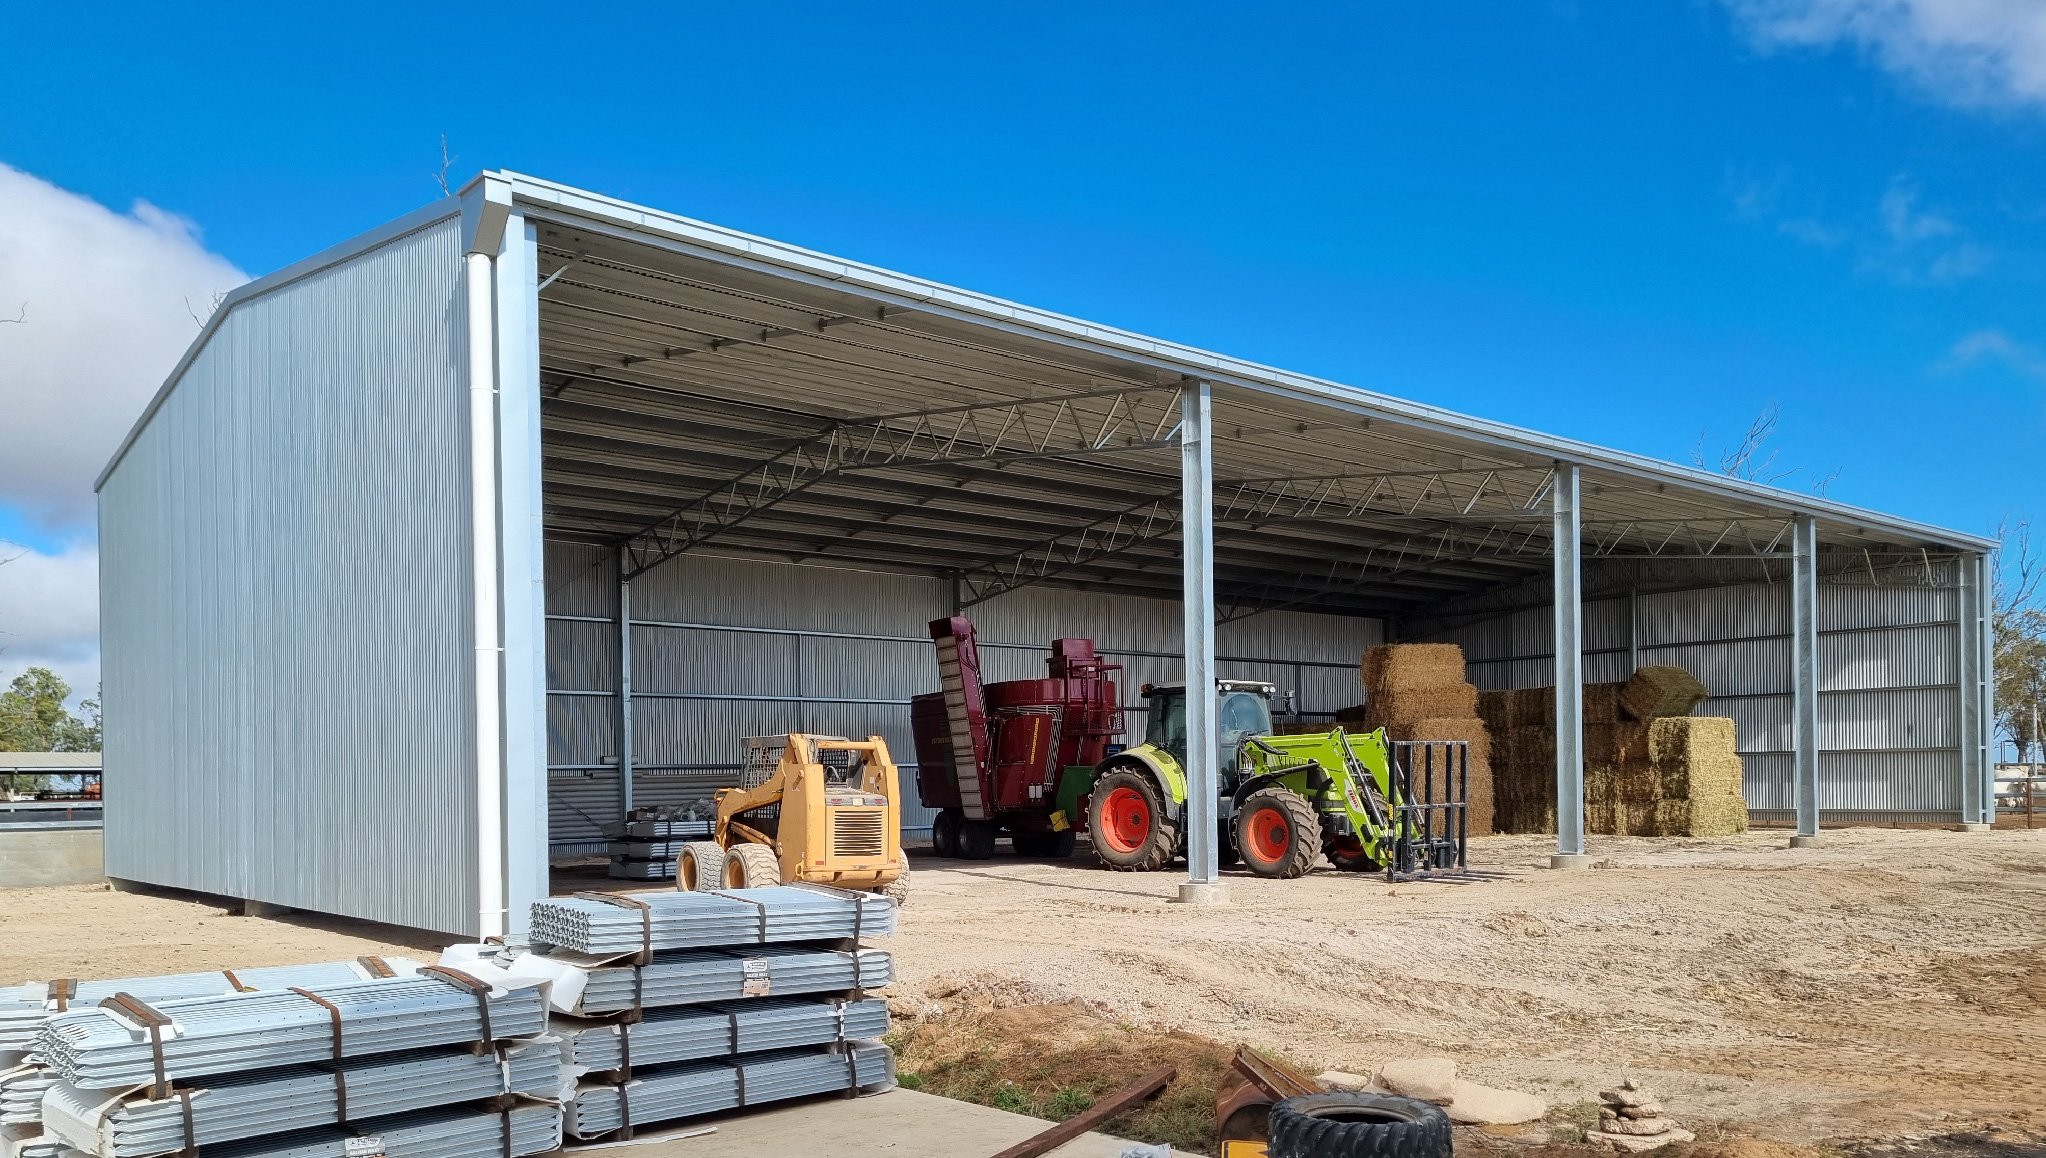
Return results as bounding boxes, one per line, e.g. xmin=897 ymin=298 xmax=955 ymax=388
xmin=544 ymin=543 xmax=1382 ymax=852
xmin=98 ymin=214 xmax=481 ymax=932
xmin=1411 ymin=570 xmax=1965 ymax=821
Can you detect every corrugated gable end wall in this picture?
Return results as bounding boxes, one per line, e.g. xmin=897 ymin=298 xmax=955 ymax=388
xmin=543 ymin=543 xmax=1383 ymax=853
xmin=98 ymin=213 xmax=481 ymax=930
xmin=1407 ymin=568 xmax=1964 ymax=822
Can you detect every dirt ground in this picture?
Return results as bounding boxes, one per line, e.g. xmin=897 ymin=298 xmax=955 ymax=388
xmin=886 ymin=828 xmax=2046 ymax=1145
xmin=4 ymin=827 xmax=2042 ymax=1148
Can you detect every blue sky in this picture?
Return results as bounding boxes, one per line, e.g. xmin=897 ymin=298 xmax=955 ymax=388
xmin=1 ymin=1 xmax=2043 ymax=690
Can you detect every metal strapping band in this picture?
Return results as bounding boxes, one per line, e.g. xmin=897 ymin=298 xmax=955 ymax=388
xmin=709 ymin=891 xmax=768 ymax=943
xmin=792 ymin=881 xmax=868 ymax=943
xmin=617 ymin=1022 xmax=632 ymax=1078
xmin=419 ymin=966 xmax=496 ymax=1049
xmin=220 ymin=970 xmax=248 ymax=993
xmin=288 ymin=988 xmax=347 ymax=1064
xmin=100 ymin=992 xmax=174 ymax=1098
xmin=617 ymin=1082 xmax=634 ymax=1142
xmin=47 ymin=979 xmax=75 ymax=1012
xmin=841 ymin=1045 xmax=858 ymax=1099
xmin=356 ymin=956 xmax=395 ymax=979
xmin=176 ymin=1089 xmax=198 ymax=1156
xmin=331 ymin=1065 xmax=350 ymax=1126
xmin=735 ymin=1060 xmax=746 ymax=1107
xmin=575 ymin=892 xmax=655 ymax=966
xmin=726 ymin=1009 xmax=741 ymax=1056
xmin=500 ymin=1106 xmax=513 ymax=1158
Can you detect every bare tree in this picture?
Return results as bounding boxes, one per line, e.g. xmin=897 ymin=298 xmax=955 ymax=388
xmin=184 ymin=290 xmax=227 ymax=329
xmin=1693 ymin=401 xmax=1838 ymax=495
xmin=434 ymin=134 xmax=456 ymax=198
xmin=0 ymin=303 xmax=24 ymax=324
xmin=1994 ymin=516 xmax=2046 ymax=765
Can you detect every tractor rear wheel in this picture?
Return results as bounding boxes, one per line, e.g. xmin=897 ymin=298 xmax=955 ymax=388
xmin=679 ymin=841 xmax=727 ymax=892
xmin=1324 ymin=836 xmax=1382 ymax=873
xmin=1234 ymin=787 xmax=1320 ymax=879
xmin=931 ymin=809 xmax=963 ymax=858
xmin=1089 ymin=769 xmax=1179 ymax=872
xmin=957 ymin=818 xmax=998 ymax=859
xmin=722 ymin=843 xmax=783 ymax=889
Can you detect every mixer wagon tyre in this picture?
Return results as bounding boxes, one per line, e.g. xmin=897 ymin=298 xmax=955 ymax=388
xmin=957 ymin=818 xmax=998 ymax=860
xmin=1266 ymin=1091 xmax=1451 ymax=1158
xmin=1013 ymin=829 xmax=1080 ymax=858
xmin=1324 ymin=836 xmax=1382 ymax=873
xmin=1089 ymin=768 xmax=1179 ymax=872
xmin=932 ymin=809 xmax=963 ymax=858
xmin=1234 ymin=787 xmax=1320 ymax=879
xmin=722 ymin=843 xmax=784 ymax=889
xmin=678 ymin=841 xmax=727 ymax=892
xmin=1045 ymin=828 xmax=1077 ymax=858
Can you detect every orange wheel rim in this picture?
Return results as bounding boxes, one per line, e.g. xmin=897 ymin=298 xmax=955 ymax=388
xmin=1330 ymin=836 xmax=1365 ymax=862
xmin=1246 ymin=806 xmax=1292 ymax=862
xmin=1100 ymin=786 xmax=1151 ymax=854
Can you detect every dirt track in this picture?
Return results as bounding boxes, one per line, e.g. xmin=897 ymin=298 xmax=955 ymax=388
xmin=888 ymin=828 xmax=2046 ymax=1142
xmin=3 ymin=828 xmax=2041 ymax=1143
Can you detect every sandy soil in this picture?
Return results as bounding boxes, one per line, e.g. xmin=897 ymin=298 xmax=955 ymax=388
xmin=5 ymin=828 xmax=2041 ymax=1146
xmin=886 ymin=828 xmax=2046 ymax=1143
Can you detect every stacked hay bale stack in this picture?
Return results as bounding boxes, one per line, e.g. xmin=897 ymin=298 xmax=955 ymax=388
xmin=1358 ymin=644 xmax=1494 ymax=836
xmin=1481 ymin=666 xmax=1747 ymax=837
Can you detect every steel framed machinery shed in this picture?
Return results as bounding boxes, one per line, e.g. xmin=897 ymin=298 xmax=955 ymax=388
xmin=96 ymin=172 xmax=1997 ymax=937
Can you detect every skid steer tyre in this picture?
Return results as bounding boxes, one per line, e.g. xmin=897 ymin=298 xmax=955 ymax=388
xmin=1234 ymin=786 xmax=1320 ymax=879
xmin=931 ymin=809 xmax=963 ymax=859
xmin=1089 ymin=768 xmax=1179 ymax=872
xmin=881 ymin=869 xmax=910 ymax=907
xmin=1267 ymin=1092 xmax=1451 ymax=1158
xmin=722 ymin=843 xmax=783 ymax=889
xmin=678 ymin=841 xmax=727 ymax=892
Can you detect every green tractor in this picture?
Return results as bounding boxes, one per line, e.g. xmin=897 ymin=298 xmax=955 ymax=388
xmin=1054 ymin=680 xmax=1467 ymax=879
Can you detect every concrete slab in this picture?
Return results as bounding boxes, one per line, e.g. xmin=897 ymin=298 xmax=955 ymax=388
xmin=583 ymin=1088 xmax=1169 ymax=1158
xmin=0 ymin=827 xmax=103 ymax=887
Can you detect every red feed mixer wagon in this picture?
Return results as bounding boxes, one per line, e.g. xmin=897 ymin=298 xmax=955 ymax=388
xmin=909 ymin=616 xmax=1124 ymax=858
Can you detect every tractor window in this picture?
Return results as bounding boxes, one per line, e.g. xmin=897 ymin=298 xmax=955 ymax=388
xmin=1146 ymin=695 xmax=1187 ymax=753
xmin=1218 ymin=691 xmax=1272 ymax=743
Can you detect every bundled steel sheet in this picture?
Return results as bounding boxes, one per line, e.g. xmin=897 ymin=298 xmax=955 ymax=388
xmin=0 ymin=962 xmax=419 ymax=1052
xmin=564 ymin=1044 xmax=892 ymax=1138
xmin=41 ymin=1041 xmax=561 ymax=1157
xmin=605 ymin=858 xmax=676 ymax=882
xmin=529 ymin=887 xmax=895 ymax=956
xmin=562 ymin=997 xmax=887 ymax=1072
xmin=616 ymin=821 xmax=709 ymax=840
xmin=170 ymin=1103 xmax=559 ymax=1158
xmin=0 ymin=1069 xmax=50 ymax=1126
xmin=564 ymin=947 xmax=891 ymax=1016
xmin=39 ymin=977 xmax=546 ymax=1090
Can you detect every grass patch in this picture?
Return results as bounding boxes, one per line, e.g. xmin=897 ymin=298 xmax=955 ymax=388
xmin=888 ymin=1001 xmax=1243 ymax=1156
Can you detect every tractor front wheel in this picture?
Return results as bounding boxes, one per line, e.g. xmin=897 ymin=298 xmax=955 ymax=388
xmin=1089 ymin=769 xmax=1179 ymax=872
xmin=1234 ymin=787 xmax=1320 ymax=879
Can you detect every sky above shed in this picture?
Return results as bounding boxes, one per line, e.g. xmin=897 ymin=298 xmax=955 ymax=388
xmin=0 ymin=0 xmax=2042 ymax=700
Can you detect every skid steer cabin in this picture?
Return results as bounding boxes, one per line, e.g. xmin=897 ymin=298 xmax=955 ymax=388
xmin=911 ymin=617 xmax=1471 ymax=880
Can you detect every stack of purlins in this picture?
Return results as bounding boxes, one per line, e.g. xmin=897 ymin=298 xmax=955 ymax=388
xmin=511 ymin=886 xmax=897 ymax=1142
xmin=18 ymin=958 xmax=563 ymax=1158
xmin=1359 ymin=644 xmax=1495 ymax=836
xmin=1478 ymin=666 xmax=1746 ymax=837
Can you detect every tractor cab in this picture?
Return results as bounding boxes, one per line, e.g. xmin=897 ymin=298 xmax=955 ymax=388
xmin=1138 ymin=680 xmax=1279 ymax=792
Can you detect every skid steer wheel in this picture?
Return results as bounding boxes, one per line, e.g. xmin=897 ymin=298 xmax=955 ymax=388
xmin=1267 ymin=1092 xmax=1451 ymax=1158
xmin=931 ymin=809 xmax=963 ymax=859
xmin=722 ymin=843 xmax=783 ymax=890
xmin=1089 ymin=768 xmax=1179 ymax=871
xmin=1324 ymin=836 xmax=1382 ymax=873
xmin=1234 ymin=787 xmax=1320 ymax=879
xmin=881 ymin=869 xmax=910 ymax=906
xmin=956 ymin=818 xmax=998 ymax=859
xmin=678 ymin=841 xmax=727 ymax=892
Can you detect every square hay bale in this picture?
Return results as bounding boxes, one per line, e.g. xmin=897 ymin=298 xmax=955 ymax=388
xmin=1509 ymin=685 xmax=1557 ymax=728
xmin=1366 ymin=684 xmax=1481 ymax=729
xmin=1583 ymin=682 xmax=1623 ymax=725
xmin=1476 ymin=688 xmax=1513 ymax=733
xmin=1647 ymin=717 xmax=1743 ymax=797
xmin=1612 ymin=758 xmax=1665 ymax=805
xmin=1586 ymin=798 xmax=1619 ymax=835
xmin=1392 ymin=718 xmax=1493 ymax=836
xmin=1584 ymin=723 xmax=1617 ymax=764
xmin=1362 ymin=644 xmax=1468 ymax=691
xmin=1620 ymin=666 xmax=1710 ymax=721
xmin=1652 ymin=796 xmax=1750 ymax=837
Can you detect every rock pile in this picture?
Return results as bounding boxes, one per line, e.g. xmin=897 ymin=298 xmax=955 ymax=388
xmin=1586 ymin=1079 xmax=1694 ymax=1152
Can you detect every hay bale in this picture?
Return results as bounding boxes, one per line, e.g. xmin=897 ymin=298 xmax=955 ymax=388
xmin=1651 ymin=796 xmax=1750 ymax=837
xmin=1509 ymin=686 xmax=1557 ymax=728
xmin=1362 ymin=644 xmax=1467 ymax=691
xmin=1612 ymin=758 xmax=1665 ymax=806
xmin=1390 ymin=717 xmax=1493 ymax=836
xmin=1366 ymin=684 xmax=1481 ymax=729
xmin=1476 ymin=689 xmax=1513 ymax=733
xmin=1648 ymin=717 xmax=1743 ymax=797
xmin=1583 ymin=682 xmax=1623 ymax=725
xmin=1619 ymin=666 xmax=1710 ymax=721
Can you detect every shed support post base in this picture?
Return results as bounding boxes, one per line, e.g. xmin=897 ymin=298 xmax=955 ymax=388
xmin=1548 ymin=853 xmax=1595 ymax=871
xmin=1954 ymin=822 xmax=1991 ymax=833
xmin=1788 ymin=835 xmax=1824 ymax=849
xmin=1174 ymin=881 xmax=1230 ymax=905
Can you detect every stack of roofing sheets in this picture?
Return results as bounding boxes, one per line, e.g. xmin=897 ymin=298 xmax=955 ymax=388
xmin=564 ymin=1045 xmax=893 ymax=1138
xmin=180 ymin=1103 xmax=559 ymax=1158
xmin=529 ymin=887 xmax=895 ymax=955
xmin=564 ymin=998 xmax=888 ymax=1072
xmin=566 ymin=945 xmax=892 ymax=1016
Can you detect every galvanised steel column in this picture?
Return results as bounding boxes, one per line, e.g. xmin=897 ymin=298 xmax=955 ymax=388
xmin=1550 ymin=463 xmax=1589 ymax=868
xmin=1178 ymin=380 xmax=1225 ymax=903
xmin=1791 ymin=514 xmax=1822 ymax=844
xmin=463 ymin=245 xmax=505 ymax=938
xmin=1978 ymin=551 xmax=1997 ymax=826
xmin=618 ymin=567 xmax=635 ymax=821
xmin=1956 ymin=550 xmax=1992 ymax=830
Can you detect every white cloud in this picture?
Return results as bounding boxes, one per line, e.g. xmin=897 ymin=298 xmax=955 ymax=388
xmin=1940 ymin=328 xmax=2046 ymax=380
xmin=0 ymin=540 xmax=101 ymax=705
xmin=1726 ymin=0 xmax=2046 ymax=110
xmin=0 ymin=165 xmax=247 ymax=528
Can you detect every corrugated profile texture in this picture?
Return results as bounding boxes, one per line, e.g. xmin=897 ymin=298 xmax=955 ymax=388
xmin=564 ymin=1045 xmax=893 ymax=1139
xmin=97 ymin=211 xmax=479 ymax=934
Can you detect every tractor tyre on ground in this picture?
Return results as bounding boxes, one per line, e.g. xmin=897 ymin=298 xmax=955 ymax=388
xmin=1266 ymin=1091 xmax=1451 ymax=1158
xmin=678 ymin=841 xmax=727 ymax=892
xmin=1324 ymin=836 xmax=1382 ymax=873
xmin=1089 ymin=768 xmax=1180 ymax=872
xmin=722 ymin=843 xmax=783 ymax=889
xmin=881 ymin=868 xmax=910 ymax=907
xmin=1044 ymin=828 xmax=1077 ymax=858
xmin=957 ymin=818 xmax=998 ymax=860
xmin=1234 ymin=786 xmax=1321 ymax=879
xmin=932 ymin=809 xmax=963 ymax=858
